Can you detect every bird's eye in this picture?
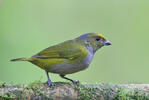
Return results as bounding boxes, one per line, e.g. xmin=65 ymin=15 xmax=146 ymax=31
xmin=96 ymin=37 xmax=101 ymax=41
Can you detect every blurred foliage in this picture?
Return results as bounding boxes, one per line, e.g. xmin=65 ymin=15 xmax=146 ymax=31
xmin=0 ymin=0 xmax=149 ymax=84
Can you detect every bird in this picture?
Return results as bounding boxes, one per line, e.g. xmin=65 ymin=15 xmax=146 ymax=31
xmin=11 ymin=33 xmax=111 ymax=86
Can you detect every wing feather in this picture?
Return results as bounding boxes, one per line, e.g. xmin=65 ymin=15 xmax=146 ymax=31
xmin=32 ymin=40 xmax=88 ymax=60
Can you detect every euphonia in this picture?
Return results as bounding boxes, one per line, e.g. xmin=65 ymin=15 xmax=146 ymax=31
xmin=11 ymin=33 xmax=111 ymax=86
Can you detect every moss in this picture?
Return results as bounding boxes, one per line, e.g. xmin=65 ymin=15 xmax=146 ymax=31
xmin=27 ymin=80 xmax=42 ymax=88
xmin=0 ymin=93 xmax=15 ymax=100
xmin=114 ymin=88 xmax=149 ymax=100
xmin=76 ymin=84 xmax=102 ymax=100
xmin=25 ymin=80 xmax=44 ymax=96
xmin=96 ymin=84 xmax=118 ymax=100
xmin=133 ymin=90 xmax=149 ymax=100
xmin=0 ymin=82 xmax=6 ymax=88
xmin=0 ymin=83 xmax=16 ymax=100
xmin=115 ymin=88 xmax=134 ymax=100
xmin=1 ymin=82 xmax=149 ymax=100
xmin=24 ymin=80 xmax=58 ymax=99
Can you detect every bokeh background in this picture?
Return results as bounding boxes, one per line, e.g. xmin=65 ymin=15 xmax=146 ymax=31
xmin=0 ymin=0 xmax=149 ymax=84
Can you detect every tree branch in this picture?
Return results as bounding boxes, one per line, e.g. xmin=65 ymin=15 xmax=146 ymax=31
xmin=0 ymin=81 xmax=149 ymax=100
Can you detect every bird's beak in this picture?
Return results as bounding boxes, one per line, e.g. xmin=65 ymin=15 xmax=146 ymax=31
xmin=103 ymin=40 xmax=112 ymax=46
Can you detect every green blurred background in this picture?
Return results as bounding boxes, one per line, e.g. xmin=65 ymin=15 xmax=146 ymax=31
xmin=0 ymin=0 xmax=149 ymax=84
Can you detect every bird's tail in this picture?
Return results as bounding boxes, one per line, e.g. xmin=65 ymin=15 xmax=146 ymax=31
xmin=10 ymin=57 xmax=32 ymax=62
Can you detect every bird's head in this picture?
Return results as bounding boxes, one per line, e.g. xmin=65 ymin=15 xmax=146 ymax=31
xmin=77 ymin=33 xmax=111 ymax=53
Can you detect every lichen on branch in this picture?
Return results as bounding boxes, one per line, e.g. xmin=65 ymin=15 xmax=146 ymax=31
xmin=0 ymin=81 xmax=149 ymax=100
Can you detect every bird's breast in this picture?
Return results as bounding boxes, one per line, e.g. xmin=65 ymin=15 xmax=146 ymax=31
xmin=82 ymin=51 xmax=94 ymax=67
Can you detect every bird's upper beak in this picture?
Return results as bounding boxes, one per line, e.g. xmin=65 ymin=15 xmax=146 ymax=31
xmin=103 ymin=40 xmax=112 ymax=46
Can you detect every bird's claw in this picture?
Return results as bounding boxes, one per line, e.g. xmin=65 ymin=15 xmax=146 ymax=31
xmin=72 ymin=80 xmax=80 ymax=85
xmin=47 ymin=81 xmax=54 ymax=86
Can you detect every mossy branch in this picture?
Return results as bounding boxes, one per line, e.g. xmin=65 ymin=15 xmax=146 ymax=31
xmin=0 ymin=81 xmax=149 ymax=100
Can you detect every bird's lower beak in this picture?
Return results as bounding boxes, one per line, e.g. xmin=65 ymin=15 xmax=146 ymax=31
xmin=103 ymin=40 xmax=112 ymax=46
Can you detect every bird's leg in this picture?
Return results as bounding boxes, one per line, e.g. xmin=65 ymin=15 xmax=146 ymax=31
xmin=60 ymin=75 xmax=80 ymax=84
xmin=46 ymin=71 xmax=54 ymax=86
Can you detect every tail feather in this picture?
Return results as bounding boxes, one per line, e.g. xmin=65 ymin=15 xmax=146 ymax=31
xmin=10 ymin=57 xmax=32 ymax=61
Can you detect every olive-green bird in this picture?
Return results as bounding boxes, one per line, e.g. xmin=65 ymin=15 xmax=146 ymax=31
xmin=11 ymin=33 xmax=111 ymax=86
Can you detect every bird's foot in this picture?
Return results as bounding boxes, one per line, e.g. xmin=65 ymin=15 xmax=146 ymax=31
xmin=47 ymin=81 xmax=54 ymax=86
xmin=72 ymin=80 xmax=80 ymax=85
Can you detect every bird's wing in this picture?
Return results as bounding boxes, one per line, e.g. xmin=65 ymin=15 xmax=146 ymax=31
xmin=33 ymin=40 xmax=89 ymax=60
